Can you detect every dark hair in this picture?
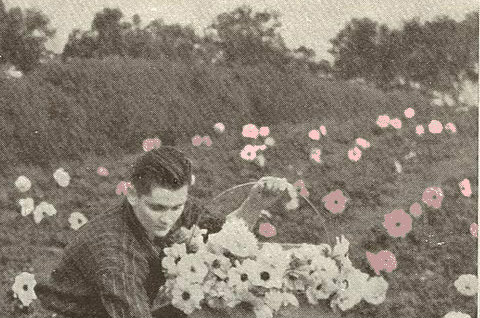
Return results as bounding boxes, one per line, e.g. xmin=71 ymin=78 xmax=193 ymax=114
xmin=129 ymin=146 xmax=192 ymax=196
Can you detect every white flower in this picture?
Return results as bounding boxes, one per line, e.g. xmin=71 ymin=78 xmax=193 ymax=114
xmin=264 ymin=290 xmax=283 ymax=311
xmin=444 ymin=311 xmax=472 ymax=318
xmin=53 ymin=168 xmax=70 ymax=187
xmin=364 ymin=276 xmax=389 ymax=305
xmin=33 ymin=202 xmax=57 ymax=224
xmin=176 ymin=254 xmax=209 ymax=284
xmin=249 ymin=262 xmax=284 ymax=289
xmin=18 ymin=198 xmax=34 ymax=216
xmin=454 ymin=274 xmax=478 ymax=296
xmin=311 ymin=256 xmax=339 ymax=280
xmin=214 ymin=122 xmax=225 ymax=133
xmin=264 ymin=137 xmax=275 ymax=147
xmin=332 ymin=235 xmax=350 ymax=259
xmin=293 ymin=243 xmax=332 ymax=266
xmin=203 ymin=278 xmax=240 ymax=308
xmin=306 ymin=277 xmax=339 ymax=303
xmin=255 ymin=154 xmax=266 ymax=167
xmin=68 ymin=212 xmax=88 ymax=230
xmin=285 ymin=198 xmax=299 ymax=210
xmin=162 ymin=243 xmax=187 ymax=276
xmin=253 ymin=302 xmax=273 ymax=318
xmin=257 ymin=243 xmax=291 ymax=270
xmin=171 ymin=278 xmax=204 ymax=315
xmin=208 ymin=217 xmax=258 ymax=258
xmin=227 ymin=259 xmax=257 ymax=292
xmin=15 ymin=176 xmax=31 ymax=192
xmin=11 ymin=272 xmax=37 ymax=306
xmin=203 ymin=253 xmax=232 ymax=280
xmin=331 ymin=268 xmax=369 ymax=311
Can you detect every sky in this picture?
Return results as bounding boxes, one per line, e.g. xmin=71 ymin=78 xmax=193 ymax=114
xmin=4 ymin=0 xmax=478 ymax=61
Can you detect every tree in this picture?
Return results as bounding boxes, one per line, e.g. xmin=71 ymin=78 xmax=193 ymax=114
xmin=92 ymin=8 xmax=125 ymax=57
xmin=0 ymin=1 xmax=55 ymax=72
xmin=207 ymin=5 xmax=291 ymax=66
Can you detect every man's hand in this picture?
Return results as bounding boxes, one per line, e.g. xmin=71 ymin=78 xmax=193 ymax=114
xmin=229 ymin=177 xmax=290 ymax=229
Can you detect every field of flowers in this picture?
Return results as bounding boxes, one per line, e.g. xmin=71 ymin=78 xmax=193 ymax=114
xmin=0 ymin=56 xmax=478 ymax=317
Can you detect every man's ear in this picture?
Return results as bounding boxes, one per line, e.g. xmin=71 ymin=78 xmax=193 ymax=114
xmin=126 ymin=186 xmax=139 ymax=207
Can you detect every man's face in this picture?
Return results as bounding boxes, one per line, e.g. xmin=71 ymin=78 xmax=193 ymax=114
xmin=128 ymin=184 xmax=188 ymax=238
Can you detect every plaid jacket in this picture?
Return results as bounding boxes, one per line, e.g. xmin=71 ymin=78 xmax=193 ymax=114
xmin=35 ymin=196 xmax=225 ymax=318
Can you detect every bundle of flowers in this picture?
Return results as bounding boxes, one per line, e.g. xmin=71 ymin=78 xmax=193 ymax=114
xmin=161 ymin=217 xmax=388 ymax=318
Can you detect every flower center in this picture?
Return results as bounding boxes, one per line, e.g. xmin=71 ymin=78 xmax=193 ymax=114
xmin=174 ymin=257 xmax=181 ymax=264
xmin=260 ymin=271 xmax=270 ymax=281
xmin=212 ymin=260 xmax=221 ymax=269
xmin=395 ymin=222 xmax=401 ymax=227
xmin=23 ymin=284 xmax=28 ymax=291
xmin=240 ymin=273 xmax=249 ymax=282
xmin=190 ymin=266 xmax=196 ymax=273
xmin=182 ymin=291 xmax=190 ymax=301
xmin=316 ymin=284 xmax=323 ymax=291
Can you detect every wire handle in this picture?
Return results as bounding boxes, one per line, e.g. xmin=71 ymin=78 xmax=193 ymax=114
xmin=206 ymin=181 xmax=333 ymax=247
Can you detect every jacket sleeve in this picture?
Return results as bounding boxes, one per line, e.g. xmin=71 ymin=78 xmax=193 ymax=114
xmin=78 ymin=234 xmax=154 ymax=318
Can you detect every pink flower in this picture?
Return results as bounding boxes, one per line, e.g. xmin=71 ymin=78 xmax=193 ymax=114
xmin=214 ymin=122 xmax=225 ymax=133
xmin=470 ymin=223 xmax=478 ymax=238
xmin=242 ymin=124 xmax=259 ymax=139
xmin=259 ymin=223 xmax=277 ymax=238
xmin=376 ymin=115 xmax=390 ymax=128
xmin=355 ymin=138 xmax=371 ymax=149
xmin=240 ymin=144 xmax=257 ymax=161
xmin=459 ymin=179 xmax=472 ymax=197
xmin=409 ymin=202 xmax=422 ymax=217
xmin=192 ymin=135 xmax=203 ymax=147
xmin=310 ymin=148 xmax=322 ymax=163
xmin=319 ymin=125 xmax=327 ymax=136
xmin=115 ymin=181 xmax=132 ymax=196
xmin=389 ymin=118 xmax=402 ymax=129
xmin=444 ymin=122 xmax=457 ymax=133
xmin=383 ymin=209 xmax=412 ymax=238
xmin=322 ymin=190 xmax=348 ymax=214
xmin=202 ymin=136 xmax=212 ymax=147
xmin=348 ymin=147 xmax=362 ymax=162
xmin=404 ymin=108 xmax=415 ymax=118
xmin=366 ymin=250 xmax=397 ymax=275
xmin=308 ymin=130 xmax=320 ymax=140
xmin=416 ymin=125 xmax=425 ymax=135
xmin=422 ymin=187 xmax=444 ymax=209
xmin=259 ymin=126 xmax=270 ymax=137
xmin=97 ymin=167 xmax=109 ymax=177
xmin=142 ymin=138 xmax=161 ymax=152
xmin=293 ymin=180 xmax=309 ymax=197
xmin=428 ymin=120 xmax=443 ymax=134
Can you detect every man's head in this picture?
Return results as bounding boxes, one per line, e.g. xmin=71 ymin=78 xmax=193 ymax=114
xmin=126 ymin=146 xmax=192 ymax=238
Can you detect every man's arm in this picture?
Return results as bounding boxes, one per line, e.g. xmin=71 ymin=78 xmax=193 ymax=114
xmin=78 ymin=236 xmax=154 ymax=318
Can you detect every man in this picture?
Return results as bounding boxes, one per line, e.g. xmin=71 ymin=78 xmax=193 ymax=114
xmin=35 ymin=146 xmax=289 ymax=318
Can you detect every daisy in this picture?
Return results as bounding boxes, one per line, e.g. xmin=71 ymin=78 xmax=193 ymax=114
xmin=33 ymin=202 xmax=57 ymax=224
xmin=96 ymin=166 xmax=109 ymax=176
xmin=444 ymin=122 xmax=457 ymax=133
xmin=213 ymin=122 xmax=225 ymax=134
xmin=191 ymin=135 xmax=203 ymax=147
xmin=308 ymin=130 xmax=320 ymax=140
xmin=330 ymin=269 xmax=368 ymax=311
xmin=142 ymin=138 xmax=161 ymax=152
xmin=14 ymin=176 xmax=31 ymax=193
xmin=227 ymin=259 xmax=257 ymax=291
xmin=18 ymin=198 xmax=34 ymax=217
xmin=11 ymin=272 xmax=37 ymax=307
xmin=240 ymin=144 xmax=258 ymax=161
xmin=306 ymin=276 xmax=339 ymax=303
xmin=409 ymin=202 xmax=423 ymax=217
xmin=162 ymin=243 xmax=187 ymax=276
xmin=285 ymin=197 xmax=299 ymax=210
xmin=404 ymin=107 xmax=415 ymax=118
xmin=366 ymin=250 xmax=397 ymax=275
xmin=171 ymin=278 xmax=204 ymax=314
xmin=458 ymin=179 xmax=472 ymax=197
xmin=376 ymin=115 xmax=390 ymax=128
xmin=319 ymin=125 xmax=327 ymax=136
xmin=293 ymin=244 xmax=332 ymax=264
xmin=348 ymin=147 xmax=362 ymax=162
xmin=257 ymin=243 xmax=291 ymax=270
xmin=176 ymin=254 xmax=209 ymax=284
xmin=428 ymin=120 xmax=443 ymax=134
xmin=454 ymin=274 xmax=478 ymax=296
xmin=203 ymin=253 xmax=231 ymax=280
xmin=259 ymin=126 xmax=270 ymax=137
xmin=443 ymin=311 xmax=471 ymax=318
xmin=422 ymin=187 xmax=444 ymax=209
xmin=363 ymin=276 xmax=389 ymax=305
xmin=203 ymin=278 xmax=240 ymax=309
xmin=264 ymin=137 xmax=275 ymax=147
xmin=416 ymin=125 xmax=425 ymax=135
xmin=322 ymin=189 xmax=349 ymax=214
xmin=242 ymin=124 xmax=259 ymax=139
xmin=382 ymin=209 xmax=412 ymax=238
xmin=389 ymin=118 xmax=402 ymax=129
xmin=68 ymin=212 xmax=88 ymax=230
xmin=264 ymin=290 xmax=299 ymax=312
xmin=311 ymin=256 xmax=339 ymax=280
xmin=258 ymin=223 xmax=277 ymax=238
xmin=355 ymin=138 xmax=371 ymax=149
xmin=53 ymin=168 xmax=70 ymax=187
xmin=249 ymin=262 xmax=284 ymax=289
